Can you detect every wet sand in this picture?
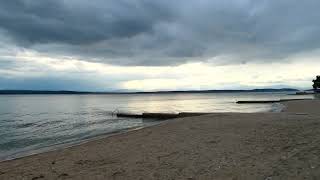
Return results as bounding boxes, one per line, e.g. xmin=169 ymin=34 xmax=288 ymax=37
xmin=1 ymin=100 xmax=320 ymax=179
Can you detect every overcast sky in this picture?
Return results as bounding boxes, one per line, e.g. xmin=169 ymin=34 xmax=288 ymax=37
xmin=0 ymin=0 xmax=319 ymax=91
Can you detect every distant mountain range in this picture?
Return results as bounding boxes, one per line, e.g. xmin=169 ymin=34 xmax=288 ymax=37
xmin=0 ymin=88 xmax=299 ymax=95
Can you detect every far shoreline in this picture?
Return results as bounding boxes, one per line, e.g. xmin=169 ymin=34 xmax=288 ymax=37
xmin=0 ymin=88 xmax=300 ymax=95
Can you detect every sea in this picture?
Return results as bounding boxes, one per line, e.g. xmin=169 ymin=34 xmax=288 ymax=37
xmin=0 ymin=92 xmax=313 ymax=161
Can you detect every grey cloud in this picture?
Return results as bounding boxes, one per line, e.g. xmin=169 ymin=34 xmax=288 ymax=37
xmin=0 ymin=0 xmax=320 ymax=66
xmin=0 ymin=0 xmax=173 ymax=44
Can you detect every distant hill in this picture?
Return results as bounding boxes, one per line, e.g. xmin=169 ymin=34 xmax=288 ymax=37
xmin=0 ymin=90 xmax=91 ymax=94
xmin=0 ymin=88 xmax=299 ymax=95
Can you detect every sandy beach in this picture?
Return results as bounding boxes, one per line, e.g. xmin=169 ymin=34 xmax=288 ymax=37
xmin=0 ymin=99 xmax=320 ymax=180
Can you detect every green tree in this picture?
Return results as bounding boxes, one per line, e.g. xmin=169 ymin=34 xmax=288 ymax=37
xmin=313 ymin=76 xmax=320 ymax=90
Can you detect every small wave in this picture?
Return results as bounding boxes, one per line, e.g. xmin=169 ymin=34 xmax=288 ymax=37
xmin=269 ymin=103 xmax=285 ymax=112
xmin=35 ymin=120 xmax=64 ymax=128
xmin=0 ymin=113 xmax=11 ymax=116
xmin=0 ymin=137 xmax=53 ymax=150
xmin=15 ymin=123 xmax=36 ymax=128
xmin=92 ymin=111 xmax=114 ymax=116
xmin=74 ymin=112 xmax=90 ymax=116
xmin=87 ymin=118 xmax=121 ymax=126
xmin=0 ymin=119 xmax=13 ymax=123
xmin=70 ymin=118 xmax=119 ymax=128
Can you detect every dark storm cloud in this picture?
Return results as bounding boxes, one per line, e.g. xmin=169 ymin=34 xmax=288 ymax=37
xmin=0 ymin=0 xmax=173 ymax=44
xmin=0 ymin=0 xmax=320 ymax=65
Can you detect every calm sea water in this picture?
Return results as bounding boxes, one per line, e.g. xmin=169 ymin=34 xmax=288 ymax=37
xmin=0 ymin=92 xmax=313 ymax=160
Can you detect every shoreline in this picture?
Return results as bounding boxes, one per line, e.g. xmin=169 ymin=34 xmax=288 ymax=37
xmin=0 ymin=125 xmax=147 ymax=163
xmin=1 ymin=99 xmax=319 ymax=179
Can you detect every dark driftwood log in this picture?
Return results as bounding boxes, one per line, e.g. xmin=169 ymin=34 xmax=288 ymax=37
xmin=116 ymin=112 xmax=211 ymax=120
xmin=236 ymin=98 xmax=312 ymax=104
xmin=236 ymin=100 xmax=281 ymax=104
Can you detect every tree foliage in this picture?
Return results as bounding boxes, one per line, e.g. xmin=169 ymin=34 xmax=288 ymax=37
xmin=313 ymin=76 xmax=320 ymax=89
